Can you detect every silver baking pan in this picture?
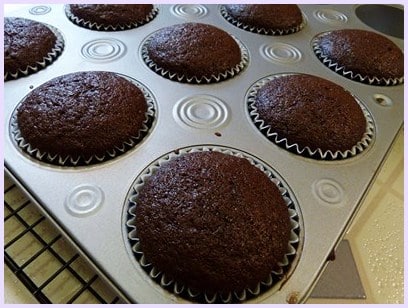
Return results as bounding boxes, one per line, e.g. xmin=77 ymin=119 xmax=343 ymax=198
xmin=4 ymin=4 xmax=403 ymax=303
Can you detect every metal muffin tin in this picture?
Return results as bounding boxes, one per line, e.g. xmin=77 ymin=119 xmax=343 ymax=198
xmin=4 ymin=4 xmax=404 ymax=304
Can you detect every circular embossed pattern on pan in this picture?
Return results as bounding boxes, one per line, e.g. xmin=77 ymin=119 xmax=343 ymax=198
xmin=260 ymin=43 xmax=302 ymax=64
xmin=124 ymin=146 xmax=303 ymax=303
xmin=170 ymin=4 xmax=208 ymax=19
xmin=312 ymin=179 xmax=345 ymax=205
xmin=65 ymin=184 xmax=104 ymax=217
xmin=29 ymin=5 xmax=52 ymax=15
xmin=81 ymin=38 xmax=126 ymax=62
xmin=173 ymin=95 xmax=229 ymax=129
xmin=313 ymin=9 xmax=348 ymax=25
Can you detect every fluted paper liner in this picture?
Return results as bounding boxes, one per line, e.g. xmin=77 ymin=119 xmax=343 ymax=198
xmin=10 ymin=75 xmax=156 ymax=167
xmin=247 ymin=74 xmax=375 ymax=160
xmin=220 ymin=5 xmax=305 ymax=36
xmin=312 ymin=33 xmax=404 ymax=86
xmin=125 ymin=146 xmax=302 ymax=303
xmin=65 ymin=5 xmax=158 ymax=31
xmin=4 ymin=23 xmax=64 ymax=81
xmin=141 ymin=34 xmax=249 ymax=84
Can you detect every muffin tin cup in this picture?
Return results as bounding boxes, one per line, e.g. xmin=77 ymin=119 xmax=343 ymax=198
xmin=141 ymin=34 xmax=249 ymax=84
xmin=219 ymin=5 xmax=305 ymax=36
xmin=312 ymin=33 xmax=404 ymax=86
xmin=9 ymin=75 xmax=156 ymax=167
xmin=64 ymin=5 xmax=159 ymax=31
xmin=125 ymin=145 xmax=303 ymax=304
xmin=4 ymin=23 xmax=65 ymax=81
xmin=247 ymin=73 xmax=375 ymax=160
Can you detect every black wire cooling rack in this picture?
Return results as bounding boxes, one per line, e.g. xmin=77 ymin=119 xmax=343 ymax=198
xmin=4 ymin=173 xmax=126 ymax=304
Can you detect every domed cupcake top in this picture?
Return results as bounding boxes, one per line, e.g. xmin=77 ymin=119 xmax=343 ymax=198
xmin=135 ymin=150 xmax=291 ymax=294
xmin=16 ymin=71 xmax=151 ymax=164
xmin=143 ymin=22 xmax=246 ymax=83
xmin=313 ymin=29 xmax=403 ymax=84
xmin=66 ymin=4 xmax=157 ymax=30
xmin=4 ymin=17 xmax=63 ymax=80
xmin=251 ymin=74 xmax=368 ymax=155
xmin=221 ymin=4 xmax=304 ymax=35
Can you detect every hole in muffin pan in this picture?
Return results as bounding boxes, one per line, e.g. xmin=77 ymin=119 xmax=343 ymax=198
xmin=124 ymin=146 xmax=304 ymax=304
xmin=373 ymin=94 xmax=393 ymax=107
xmin=355 ymin=5 xmax=403 ymax=39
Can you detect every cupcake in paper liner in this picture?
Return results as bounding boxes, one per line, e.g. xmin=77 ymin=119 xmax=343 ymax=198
xmin=220 ymin=4 xmax=305 ymax=36
xmin=312 ymin=29 xmax=403 ymax=86
xmin=247 ymin=73 xmax=374 ymax=160
xmin=4 ymin=17 xmax=64 ymax=81
xmin=65 ymin=4 xmax=158 ymax=31
xmin=125 ymin=146 xmax=302 ymax=303
xmin=11 ymin=71 xmax=155 ymax=167
xmin=141 ymin=22 xmax=249 ymax=84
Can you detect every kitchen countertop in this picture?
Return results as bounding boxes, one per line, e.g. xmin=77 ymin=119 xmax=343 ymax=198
xmin=4 ymin=128 xmax=403 ymax=304
xmin=308 ymin=127 xmax=404 ymax=304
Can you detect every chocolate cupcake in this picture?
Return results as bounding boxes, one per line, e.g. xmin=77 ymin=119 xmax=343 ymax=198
xmin=142 ymin=22 xmax=248 ymax=84
xmin=65 ymin=4 xmax=157 ymax=31
xmin=220 ymin=4 xmax=304 ymax=35
xmin=248 ymin=73 xmax=374 ymax=160
xmin=312 ymin=29 xmax=404 ymax=86
xmin=12 ymin=71 xmax=155 ymax=166
xmin=4 ymin=17 xmax=64 ymax=81
xmin=126 ymin=147 xmax=301 ymax=303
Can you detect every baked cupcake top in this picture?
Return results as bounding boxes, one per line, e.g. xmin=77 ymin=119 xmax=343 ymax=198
xmin=4 ymin=17 xmax=62 ymax=80
xmin=314 ymin=29 xmax=403 ymax=81
xmin=66 ymin=4 xmax=156 ymax=31
xmin=143 ymin=22 xmax=244 ymax=83
xmin=221 ymin=4 xmax=303 ymax=35
xmin=253 ymin=74 xmax=367 ymax=153
xmin=135 ymin=150 xmax=291 ymax=294
xmin=16 ymin=71 xmax=149 ymax=162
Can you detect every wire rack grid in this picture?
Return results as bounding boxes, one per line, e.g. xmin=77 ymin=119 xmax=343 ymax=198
xmin=3 ymin=172 xmax=127 ymax=304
